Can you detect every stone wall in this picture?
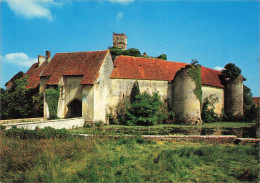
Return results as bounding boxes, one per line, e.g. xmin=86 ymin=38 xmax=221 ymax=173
xmin=202 ymin=86 xmax=224 ymax=115
xmin=58 ymin=76 xmax=83 ymax=118
xmin=3 ymin=118 xmax=84 ymax=130
xmin=109 ymin=78 xmax=170 ymax=110
xmin=93 ymin=53 xmax=114 ymax=123
xmin=172 ymin=68 xmax=201 ymax=125
xmin=113 ymin=33 xmax=127 ymax=50
xmin=82 ymin=85 xmax=94 ymax=121
xmin=224 ymin=75 xmax=244 ymax=116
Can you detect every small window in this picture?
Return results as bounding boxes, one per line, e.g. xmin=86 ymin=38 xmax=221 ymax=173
xmin=123 ymin=93 xmax=125 ymax=98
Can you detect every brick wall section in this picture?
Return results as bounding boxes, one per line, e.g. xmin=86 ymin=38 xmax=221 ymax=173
xmin=172 ymin=68 xmax=201 ymax=125
xmin=225 ymin=75 xmax=244 ymax=115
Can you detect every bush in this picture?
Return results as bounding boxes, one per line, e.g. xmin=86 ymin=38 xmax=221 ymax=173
xmin=95 ymin=120 xmax=104 ymax=127
xmin=117 ymin=92 xmax=167 ymax=126
xmin=157 ymin=54 xmax=167 ymax=60
xmin=46 ymin=87 xmax=60 ymax=120
xmin=0 ymin=76 xmax=43 ymax=120
xmin=5 ymin=127 xmax=71 ymax=140
xmin=201 ymin=94 xmax=221 ymax=123
xmin=130 ymin=81 xmax=140 ymax=104
xmin=243 ymin=85 xmax=259 ymax=122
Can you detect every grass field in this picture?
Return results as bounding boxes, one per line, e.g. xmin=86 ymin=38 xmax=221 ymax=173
xmin=1 ymin=131 xmax=259 ymax=182
xmin=70 ymin=122 xmax=257 ymax=137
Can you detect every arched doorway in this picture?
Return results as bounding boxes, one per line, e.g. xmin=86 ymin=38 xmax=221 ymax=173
xmin=66 ymin=99 xmax=82 ymax=118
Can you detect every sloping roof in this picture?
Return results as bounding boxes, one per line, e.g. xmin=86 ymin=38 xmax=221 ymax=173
xmin=201 ymin=66 xmax=223 ymax=88
xmin=252 ymin=97 xmax=260 ymax=107
xmin=40 ymin=50 xmax=109 ymax=85
xmin=111 ymin=56 xmax=224 ymax=88
xmin=111 ymin=56 xmax=187 ymax=81
xmin=24 ymin=62 xmax=47 ymax=89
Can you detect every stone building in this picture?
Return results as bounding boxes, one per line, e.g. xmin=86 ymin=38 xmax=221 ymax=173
xmin=113 ymin=32 xmax=127 ymax=50
xmin=14 ymin=34 xmax=244 ymax=125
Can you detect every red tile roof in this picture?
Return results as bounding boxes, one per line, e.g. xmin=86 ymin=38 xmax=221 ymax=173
xmin=111 ymin=56 xmax=187 ymax=81
xmin=252 ymin=97 xmax=260 ymax=107
xmin=40 ymin=50 xmax=109 ymax=85
xmin=24 ymin=62 xmax=47 ymax=89
xmin=111 ymin=56 xmax=224 ymax=88
xmin=201 ymin=66 xmax=224 ymax=88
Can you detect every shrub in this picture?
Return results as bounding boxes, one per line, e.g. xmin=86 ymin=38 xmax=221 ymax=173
xmin=114 ymin=82 xmax=169 ymax=126
xmin=46 ymin=87 xmax=60 ymax=120
xmin=130 ymin=81 xmax=140 ymax=104
xmin=95 ymin=120 xmax=104 ymax=127
xmin=243 ymin=85 xmax=259 ymax=122
xmin=0 ymin=76 xmax=43 ymax=119
xmin=157 ymin=54 xmax=167 ymax=60
xmin=126 ymin=92 xmax=167 ymax=126
xmin=116 ymin=97 xmax=132 ymax=125
xmin=201 ymin=94 xmax=221 ymax=123
xmin=4 ymin=127 xmax=71 ymax=140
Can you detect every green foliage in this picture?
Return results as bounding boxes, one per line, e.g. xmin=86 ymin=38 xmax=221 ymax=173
xmin=201 ymin=95 xmax=221 ymax=123
xmin=130 ymin=81 xmax=140 ymax=104
xmin=157 ymin=54 xmax=167 ymax=60
xmin=4 ymin=127 xmax=71 ymax=140
xmin=116 ymin=92 xmax=167 ymax=126
xmin=109 ymin=47 xmax=141 ymax=60
xmin=243 ymin=85 xmax=259 ymax=122
xmin=109 ymin=47 xmax=166 ymax=61
xmin=124 ymin=48 xmax=141 ymax=57
xmin=94 ymin=120 xmax=104 ymax=127
xmin=222 ymin=110 xmax=244 ymax=122
xmin=128 ymin=92 xmax=167 ymax=126
xmin=10 ymin=71 xmax=24 ymax=83
xmin=115 ymin=97 xmax=132 ymax=125
xmin=219 ymin=63 xmax=245 ymax=86
xmin=46 ymin=87 xmax=60 ymax=119
xmin=191 ymin=59 xmax=198 ymax=65
xmin=0 ymin=76 xmax=43 ymax=119
xmin=187 ymin=64 xmax=202 ymax=106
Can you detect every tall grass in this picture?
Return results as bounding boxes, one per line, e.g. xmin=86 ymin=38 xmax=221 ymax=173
xmin=0 ymin=131 xmax=259 ymax=182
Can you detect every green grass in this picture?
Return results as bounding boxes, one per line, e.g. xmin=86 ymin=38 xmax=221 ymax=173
xmin=0 ymin=132 xmax=259 ymax=183
xmin=70 ymin=122 xmax=257 ymax=136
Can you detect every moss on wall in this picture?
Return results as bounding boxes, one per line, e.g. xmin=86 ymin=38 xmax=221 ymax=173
xmin=175 ymin=64 xmax=202 ymax=107
xmin=46 ymin=86 xmax=60 ymax=119
xmin=187 ymin=65 xmax=202 ymax=107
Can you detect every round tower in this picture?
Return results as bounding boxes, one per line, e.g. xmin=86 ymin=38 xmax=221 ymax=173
xmin=224 ymin=75 xmax=244 ymax=116
xmin=172 ymin=66 xmax=202 ymax=125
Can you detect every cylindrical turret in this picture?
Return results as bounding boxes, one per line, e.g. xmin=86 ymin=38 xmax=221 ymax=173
xmin=172 ymin=66 xmax=202 ymax=125
xmin=224 ymin=75 xmax=244 ymax=116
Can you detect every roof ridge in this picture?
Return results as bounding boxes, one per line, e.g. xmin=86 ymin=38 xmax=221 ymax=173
xmin=116 ymin=55 xmax=188 ymax=65
xmin=56 ymin=50 xmax=108 ymax=54
xmin=201 ymin=66 xmax=222 ymax=73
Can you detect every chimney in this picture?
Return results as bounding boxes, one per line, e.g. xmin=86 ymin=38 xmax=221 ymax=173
xmin=38 ymin=55 xmax=45 ymax=67
xmin=46 ymin=51 xmax=51 ymax=63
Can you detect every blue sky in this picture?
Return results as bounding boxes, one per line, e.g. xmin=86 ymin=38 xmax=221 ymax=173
xmin=1 ymin=0 xmax=259 ymax=96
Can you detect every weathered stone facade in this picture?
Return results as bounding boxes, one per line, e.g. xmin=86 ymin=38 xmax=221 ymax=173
xmin=113 ymin=33 xmax=127 ymax=50
xmin=172 ymin=68 xmax=202 ymax=125
xmin=202 ymin=86 xmax=224 ymax=115
xmin=109 ymin=79 xmax=169 ymax=110
xmin=14 ymin=34 xmax=243 ymax=125
xmin=224 ymin=75 xmax=244 ymax=116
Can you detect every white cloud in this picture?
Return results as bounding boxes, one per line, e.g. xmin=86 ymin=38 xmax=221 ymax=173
xmin=108 ymin=0 xmax=135 ymax=5
xmin=116 ymin=12 xmax=123 ymax=21
xmin=4 ymin=0 xmax=61 ymax=20
xmin=214 ymin=66 xmax=224 ymax=71
xmin=1 ymin=52 xmax=37 ymax=67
